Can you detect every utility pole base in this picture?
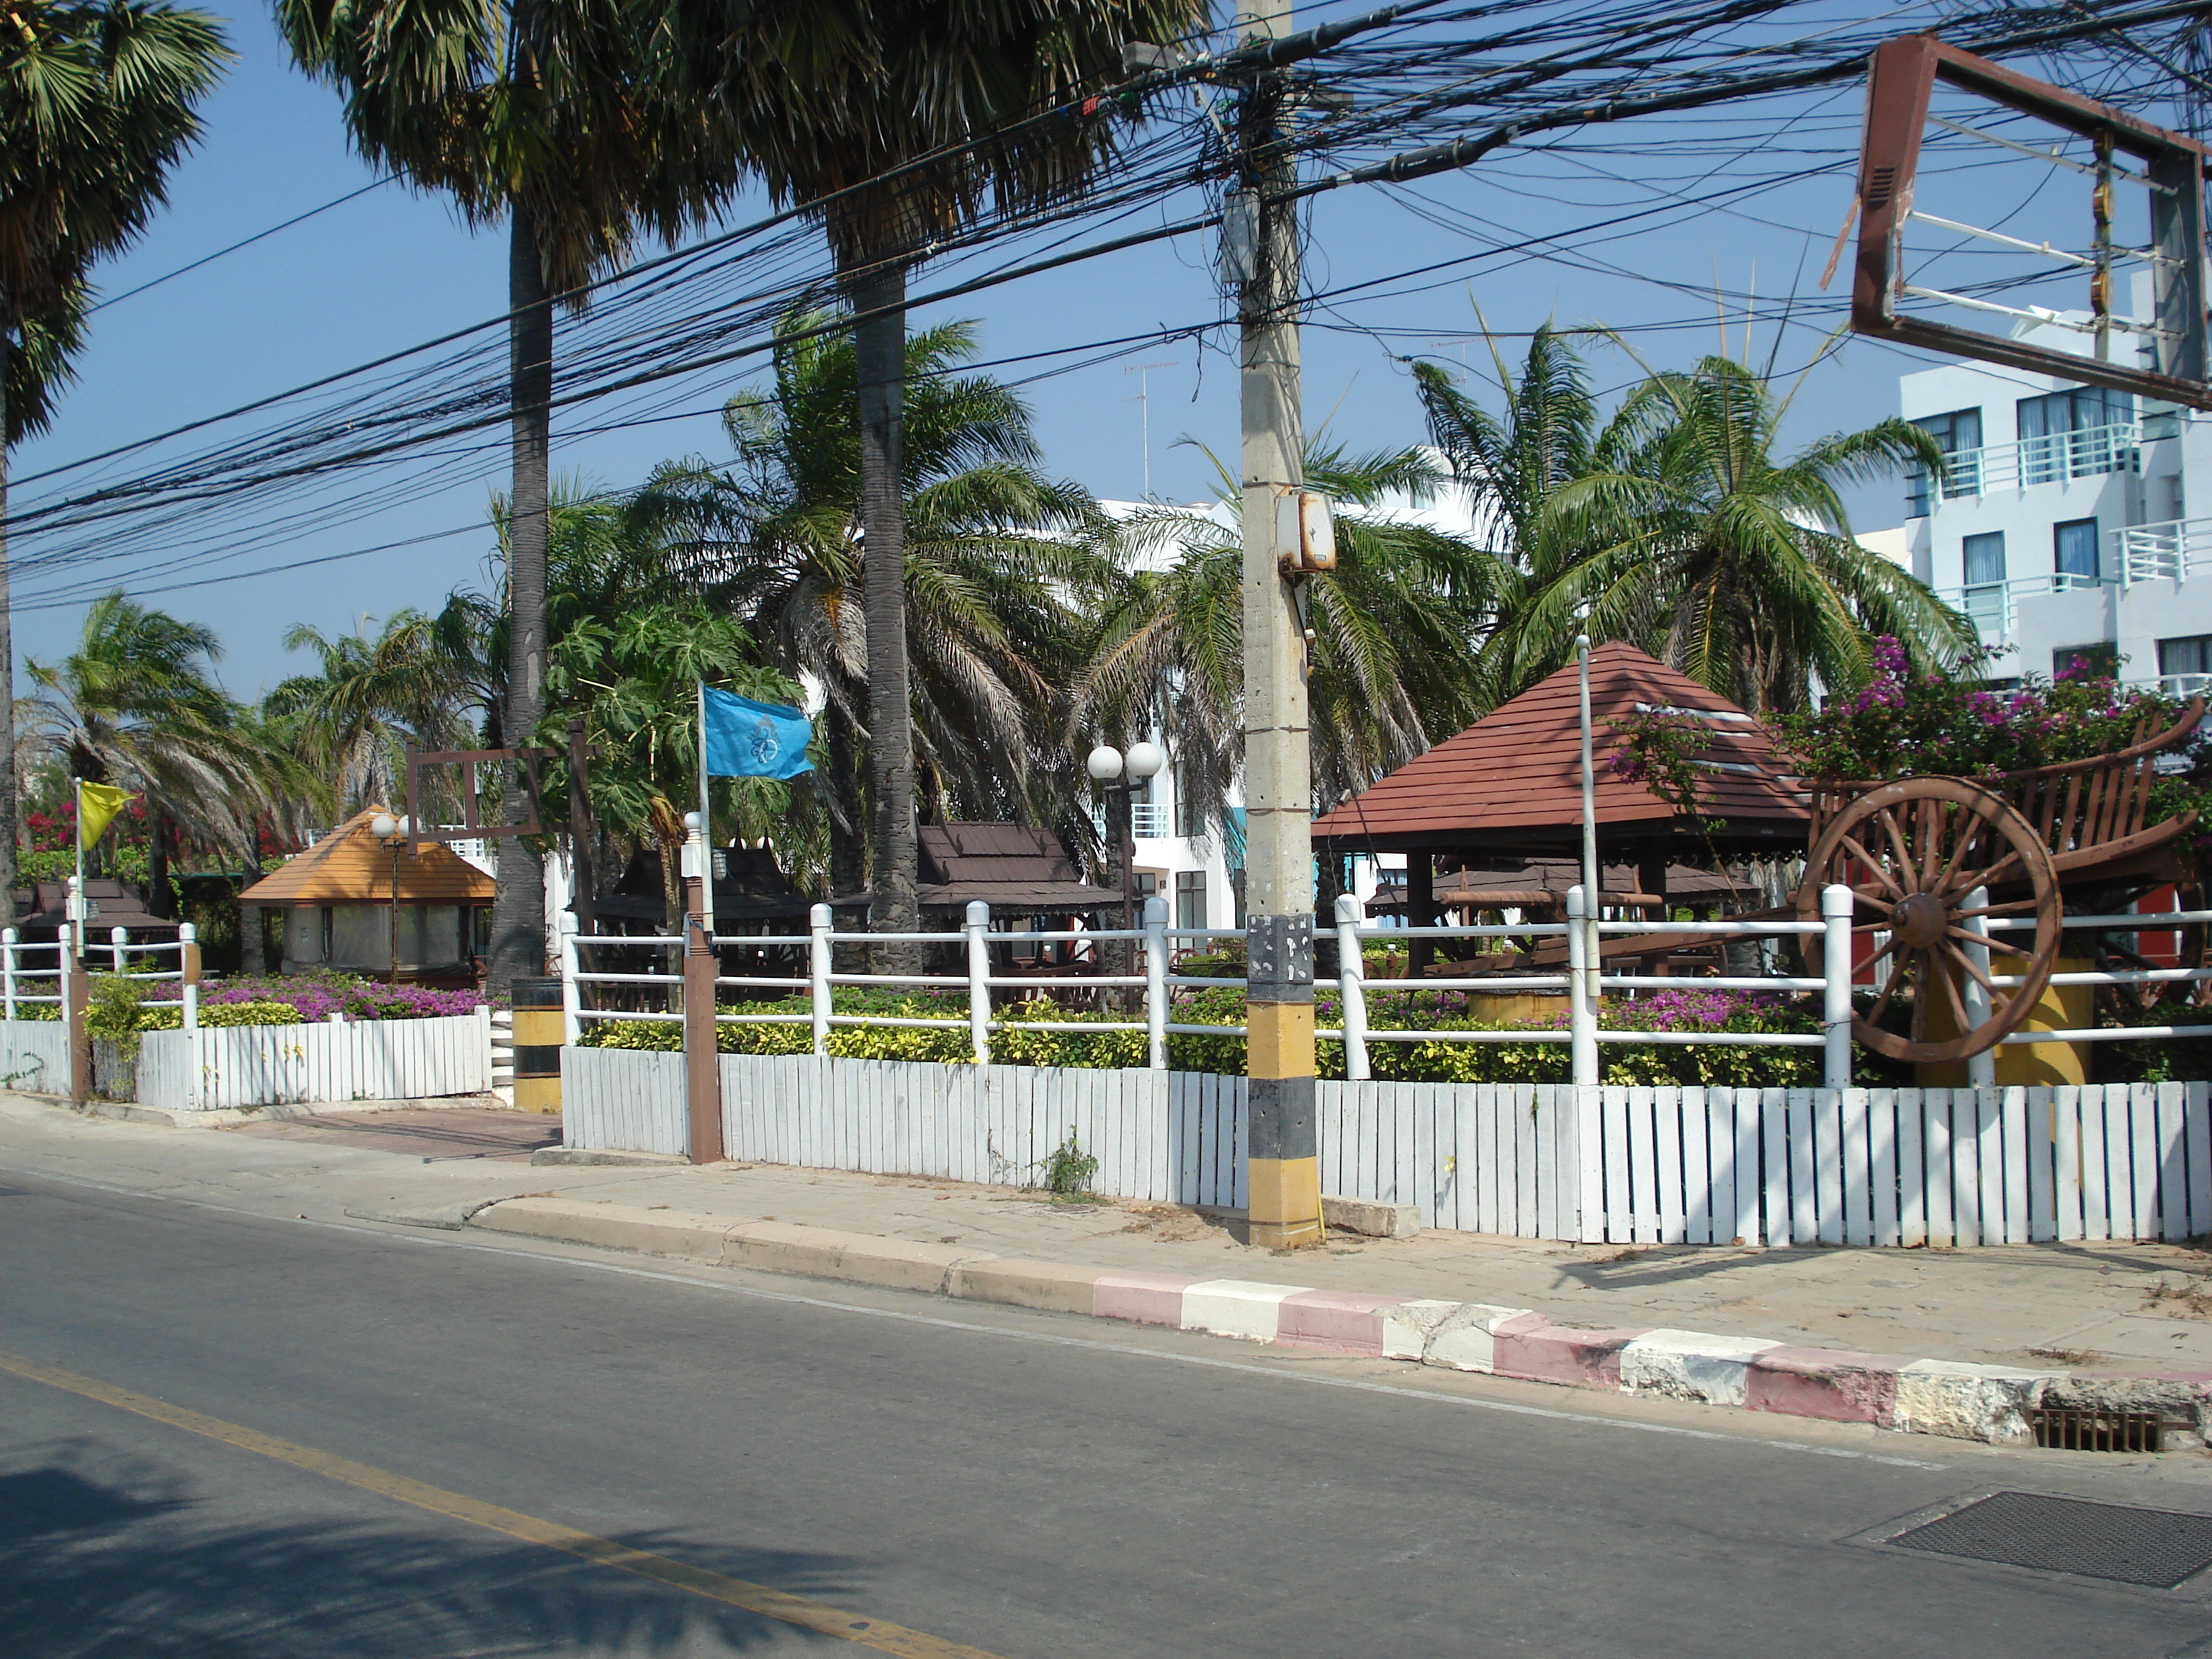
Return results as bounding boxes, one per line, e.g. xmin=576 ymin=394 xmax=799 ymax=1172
xmin=1247 ymin=1154 xmax=1323 ymax=1250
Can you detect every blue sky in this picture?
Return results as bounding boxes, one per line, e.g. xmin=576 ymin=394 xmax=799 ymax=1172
xmin=13 ymin=0 xmax=2098 ymax=699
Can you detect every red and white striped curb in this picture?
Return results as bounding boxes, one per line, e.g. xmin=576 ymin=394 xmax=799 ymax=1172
xmin=464 ymin=1198 xmax=2212 ymax=1447
xmin=1088 ymin=1270 xmax=2212 ymax=1447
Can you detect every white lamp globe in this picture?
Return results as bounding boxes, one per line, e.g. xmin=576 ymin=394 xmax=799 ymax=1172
xmin=369 ymin=813 xmax=397 ymax=840
xmin=395 ymin=815 xmax=412 ymax=837
xmin=1124 ymin=741 xmax=1166 ymax=781
xmin=1086 ymin=744 xmax=1123 ymax=782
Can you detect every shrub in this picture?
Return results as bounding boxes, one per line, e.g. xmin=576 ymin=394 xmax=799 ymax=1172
xmin=152 ymin=971 xmax=485 ymax=1022
xmin=141 ymin=1000 xmax=304 ymax=1031
xmin=579 ymin=982 xmax=1820 ymax=1086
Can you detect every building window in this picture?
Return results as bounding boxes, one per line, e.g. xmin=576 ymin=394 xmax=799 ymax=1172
xmin=2054 ymin=517 xmax=2099 ymax=586
xmin=1175 ymin=870 xmax=1207 ymax=931
xmin=2017 ymin=387 xmax=2135 ymax=486
xmin=2054 ymin=643 xmax=2117 ymax=680
xmin=1959 ymin=531 xmax=2007 ymax=640
xmin=2159 ymin=634 xmax=2212 ymax=693
xmin=1174 ymin=764 xmax=1206 ymax=840
xmin=1907 ymin=408 xmax=1982 ymax=514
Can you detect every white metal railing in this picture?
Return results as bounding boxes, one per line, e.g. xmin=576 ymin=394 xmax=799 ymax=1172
xmin=1917 ymin=422 xmax=2140 ymax=505
xmin=6 ymin=924 xmax=204 ymax=1031
xmin=2116 ymin=514 xmax=2212 ymax=585
xmin=1934 ymin=571 xmax=2103 ymax=640
xmin=1129 ymin=802 xmax=1169 ymax=838
xmin=553 ymin=889 xmax=2212 ymax=1086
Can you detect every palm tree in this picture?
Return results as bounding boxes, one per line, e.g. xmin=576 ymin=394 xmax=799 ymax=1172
xmin=263 ymin=610 xmax=475 ymax=819
xmin=629 ymin=308 xmax=1110 ymax=896
xmin=22 ymin=592 xmax=287 ymax=904
xmin=1072 ymin=441 xmax=1505 ymax=876
xmin=0 ymin=0 xmax=232 ymax=925
xmin=1423 ymin=338 xmax=1971 ymax=716
xmin=656 ymin=0 xmax=1209 ymax=959
xmin=278 ymin=0 xmax=734 ymax=991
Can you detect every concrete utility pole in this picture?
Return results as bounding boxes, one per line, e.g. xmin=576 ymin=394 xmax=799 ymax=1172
xmin=1236 ymin=0 xmax=1322 ymax=1250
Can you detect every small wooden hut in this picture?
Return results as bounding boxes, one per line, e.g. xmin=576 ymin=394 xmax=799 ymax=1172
xmin=238 ymin=806 xmax=492 ymax=982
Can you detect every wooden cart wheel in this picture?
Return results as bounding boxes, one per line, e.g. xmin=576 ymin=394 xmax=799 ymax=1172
xmin=1794 ymin=776 xmax=2062 ymax=1064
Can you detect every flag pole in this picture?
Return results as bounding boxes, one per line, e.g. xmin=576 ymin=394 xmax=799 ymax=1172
xmin=71 ymin=777 xmax=84 ymax=965
xmin=683 ymin=680 xmax=724 ymax=1163
xmin=697 ymin=681 xmax=712 ymax=849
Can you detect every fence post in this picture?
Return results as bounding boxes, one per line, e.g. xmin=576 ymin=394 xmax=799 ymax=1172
xmin=1960 ymin=884 xmax=1998 ymax=1090
xmin=1821 ymin=883 xmax=1853 ymax=1092
xmin=809 ymin=902 xmax=832 ymax=1058
xmin=180 ymin=922 xmax=200 ymax=1034
xmin=1144 ymin=895 xmax=1169 ymax=1070
xmin=1335 ymin=892 xmax=1370 ymax=1083
xmin=966 ymin=900 xmax=992 ymax=1064
xmin=111 ymin=925 xmax=128 ymax=978
xmin=557 ymin=915 xmax=583 ymax=1046
xmin=1567 ymin=885 xmax=1599 ymax=1089
xmin=1 ymin=927 xmax=14 ymax=1021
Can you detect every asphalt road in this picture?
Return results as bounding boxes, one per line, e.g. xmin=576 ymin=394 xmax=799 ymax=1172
xmin=6 ymin=1165 xmax=2212 ymax=1658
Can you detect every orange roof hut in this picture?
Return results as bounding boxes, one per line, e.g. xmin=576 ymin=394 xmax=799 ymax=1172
xmin=239 ymin=806 xmax=492 ymax=981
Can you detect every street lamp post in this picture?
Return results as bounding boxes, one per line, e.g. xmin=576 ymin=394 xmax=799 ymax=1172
xmin=1087 ymin=740 xmax=1165 ymax=979
xmin=369 ymin=813 xmax=411 ymax=986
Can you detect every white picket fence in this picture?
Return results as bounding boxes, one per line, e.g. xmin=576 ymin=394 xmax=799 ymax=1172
xmin=0 ymin=1019 xmax=69 ymax=1096
xmin=562 ymin=1048 xmax=2212 ymax=1246
xmin=138 ymin=1010 xmax=495 ymax=1112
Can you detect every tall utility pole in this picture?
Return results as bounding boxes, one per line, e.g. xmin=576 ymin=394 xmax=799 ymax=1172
xmin=1235 ymin=0 xmax=1321 ymax=1251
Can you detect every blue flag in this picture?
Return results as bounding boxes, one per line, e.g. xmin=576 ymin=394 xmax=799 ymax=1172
xmin=703 ymin=685 xmax=814 ymax=780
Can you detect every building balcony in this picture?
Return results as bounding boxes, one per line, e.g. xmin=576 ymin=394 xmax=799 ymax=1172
xmin=1934 ymin=572 xmax=2103 ymax=641
xmin=2113 ymin=516 xmax=2212 ymax=586
xmin=1130 ymin=802 xmax=1168 ymax=839
xmin=1910 ymin=423 xmax=2140 ymax=513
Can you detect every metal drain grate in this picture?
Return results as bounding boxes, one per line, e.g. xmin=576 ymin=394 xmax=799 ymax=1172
xmin=2029 ymin=1406 xmax=2164 ymax=1453
xmin=1890 ymin=1493 xmax=2212 ymax=1588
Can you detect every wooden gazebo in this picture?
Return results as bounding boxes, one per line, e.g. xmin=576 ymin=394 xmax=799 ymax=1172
xmin=238 ymin=806 xmax=492 ymax=982
xmin=1313 ymin=644 xmax=1807 ymax=962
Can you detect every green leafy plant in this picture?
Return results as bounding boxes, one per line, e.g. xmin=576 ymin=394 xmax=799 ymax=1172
xmin=83 ymin=974 xmax=145 ymax=1055
xmin=1041 ymin=1127 xmax=1100 ymax=1196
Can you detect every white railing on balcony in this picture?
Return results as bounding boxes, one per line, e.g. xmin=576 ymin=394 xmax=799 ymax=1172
xmin=1934 ymin=571 xmax=2103 ymax=640
xmin=1915 ymin=422 xmax=2140 ymax=507
xmin=2115 ymin=515 xmax=2212 ymax=585
xmin=1129 ymin=801 xmax=1168 ymax=839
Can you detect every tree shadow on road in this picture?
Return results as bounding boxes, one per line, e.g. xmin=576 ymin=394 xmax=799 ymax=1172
xmin=1 ymin=1439 xmax=860 ymax=1657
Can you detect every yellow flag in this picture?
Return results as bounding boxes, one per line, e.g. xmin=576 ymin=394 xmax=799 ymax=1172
xmin=78 ymin=781 xmax=135 ymax=848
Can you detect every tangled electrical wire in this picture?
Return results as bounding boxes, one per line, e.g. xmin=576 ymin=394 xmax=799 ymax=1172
xmin=9 ymin=0 xmax=2206 ymax=612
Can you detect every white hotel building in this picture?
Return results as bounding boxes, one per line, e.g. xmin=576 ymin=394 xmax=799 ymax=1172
xmin=1902 ymin=284 xmax=2212 ymax=693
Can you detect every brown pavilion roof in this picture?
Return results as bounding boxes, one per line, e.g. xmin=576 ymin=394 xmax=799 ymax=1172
xmin=914 ymin=822 xmax=1125 ymax=914
xmin=1312 ymin=642 xmax=1809 ymax=857
xmin=238 ymin=806 xmax=494 ymax=907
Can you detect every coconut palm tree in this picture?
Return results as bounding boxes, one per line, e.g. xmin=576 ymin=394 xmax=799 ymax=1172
xmin=22 ymin=592 xmax=289 ymax=902
xmin=263 ymin=610 xmax=476 ymax=819
xmin=278 ymin=0 xmax=734 ymax=990
xmin=628 ymin=307 xmax=1110 ymax=896
xmin=0 ymin=0 xmax=232 ymax=924
xmin=1072 ymin=441 xmax=1506 ymax=863
xmin=1421 ymin=338 xmax=1971 ymax=715
xmin=655 ymin=0 xmax=1208 ymax=958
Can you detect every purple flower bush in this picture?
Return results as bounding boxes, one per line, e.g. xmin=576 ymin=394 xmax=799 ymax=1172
xmin=146 ymin=972 xmax=484 ymax=1022
xmin=1779 ymin=637 xmax=2206 ymax=784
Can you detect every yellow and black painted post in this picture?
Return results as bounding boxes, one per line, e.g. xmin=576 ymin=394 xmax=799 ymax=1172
xmin=510 ymin=976 xmax=563 ymax=1114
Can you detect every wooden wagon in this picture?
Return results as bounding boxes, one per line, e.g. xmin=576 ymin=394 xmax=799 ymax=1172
xmin=1791 ymin=699 xmax=2208 ymax=1064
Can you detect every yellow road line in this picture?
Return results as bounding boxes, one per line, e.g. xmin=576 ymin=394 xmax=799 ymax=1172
xmin=0 ymin=1346 xmax=1008 ymax=1659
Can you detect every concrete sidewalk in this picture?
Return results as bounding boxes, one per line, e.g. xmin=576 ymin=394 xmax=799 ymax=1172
xmin=10 ymin=1087 xmax=2212 ymax=1447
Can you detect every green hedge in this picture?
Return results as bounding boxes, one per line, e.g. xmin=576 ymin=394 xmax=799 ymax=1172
xmin=580 ymin=984 xmax=1823 ymax=1087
